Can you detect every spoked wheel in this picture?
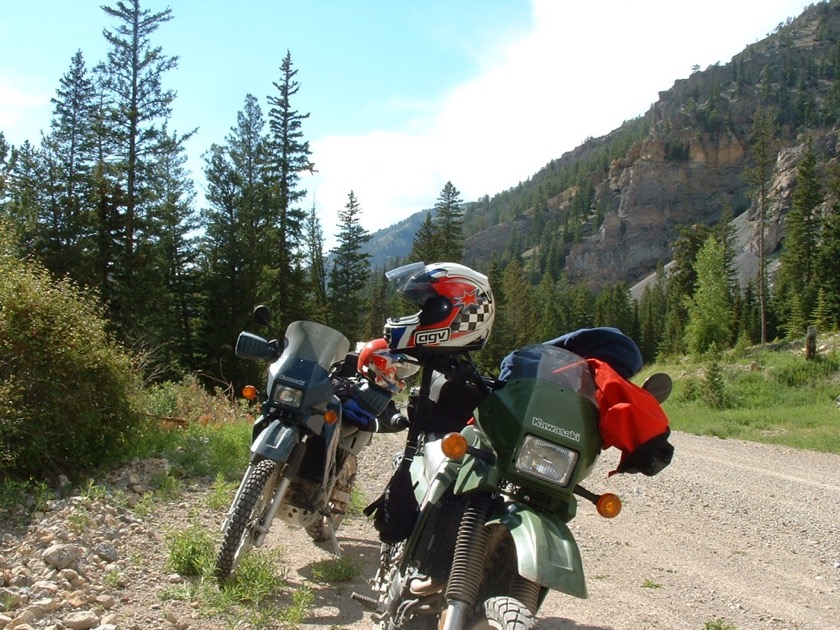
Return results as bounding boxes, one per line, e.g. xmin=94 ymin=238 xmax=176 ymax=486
xmin=305 ymin=453 xmax=358 ymax=543
xmin=464 ymin=596 xmax=536 ymax=629
xmin=215 ymin=459 xmax=279 ymax=580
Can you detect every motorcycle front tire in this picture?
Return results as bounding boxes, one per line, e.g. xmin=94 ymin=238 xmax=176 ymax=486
xmin=464 ymin=596 xmax=536 ymax=630
xmin=214 ymin=458 xmax=279 ymax=580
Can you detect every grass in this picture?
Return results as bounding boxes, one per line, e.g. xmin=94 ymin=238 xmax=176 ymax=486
xmin=159 ymin=521 xmax=317 ymax=629
xmin=640 ymin=337 xmax=840 ymax=455
xmin=704 ymin=619 xmax=736 ymax=630
xmin=206 ymin=473 xmax=238 ymax=510
xmin=310 ymin=556 xmax=363 ymax=583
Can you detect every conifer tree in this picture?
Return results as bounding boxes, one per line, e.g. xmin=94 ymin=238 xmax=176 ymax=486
xmin=149 ymin=130 xmax=199 ymax=374
xmin=534 ymin=271 xmax=563 ymax=341
xmin=304 ymin=203 xmax=329 ymax=322
xmin=637 ymin=265 xmax=668 ymax=362
xmin=329 ymin=191 xmax=371 ymax=343
xmin=433 ymin=181 xmax=464 ymax=262
xmin=410 ymin=211 xmax=440 ymax=262
xmin=39 ymin=51 xmax=98 ymax=283
xmin=264 ymin=51 xmax=313 ymax=326
xmin=685 ymin=236 xmax=732 ymax=354
xmin=814 ymin=164 xmax=840 ymax=329
xmin=98 ymin=0 xmax=185 ymax=340
xmin=776 ymin=137 xmax=822 ymax=331
xmin=744 ymin=106 xmax=778 ymax=343
xmin=198 ymin=95 xmax=270 ymax=386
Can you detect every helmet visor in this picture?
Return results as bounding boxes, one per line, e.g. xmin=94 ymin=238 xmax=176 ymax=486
xmin=385 ymin=261 xmax=438 ymax=305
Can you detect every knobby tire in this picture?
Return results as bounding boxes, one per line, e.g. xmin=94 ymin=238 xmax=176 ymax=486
xmin=214 ymin=459 xmax=279 ymax=580
xmin=465 ymin=596 xmax=536 ymax=630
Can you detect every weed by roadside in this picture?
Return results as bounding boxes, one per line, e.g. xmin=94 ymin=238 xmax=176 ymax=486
xmin=310 ymin=556 xmax=362 ymax=583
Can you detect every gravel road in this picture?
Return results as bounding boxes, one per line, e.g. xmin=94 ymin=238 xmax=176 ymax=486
xmin=2 ymin=430 xmax=837 ymax=630
xmin=318 ymin=430 xmax=840 ymax=630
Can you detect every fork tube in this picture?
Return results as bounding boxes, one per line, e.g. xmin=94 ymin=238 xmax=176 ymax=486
xmin=442 ymin=494 xmax=494 ymax=629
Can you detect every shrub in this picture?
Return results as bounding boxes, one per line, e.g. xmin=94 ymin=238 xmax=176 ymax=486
xmin=0 ymin=222 xmax=141 ymax=480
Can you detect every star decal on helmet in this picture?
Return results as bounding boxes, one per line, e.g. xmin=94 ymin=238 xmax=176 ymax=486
xmin=454 ymin=290 xmax=480 ymax=308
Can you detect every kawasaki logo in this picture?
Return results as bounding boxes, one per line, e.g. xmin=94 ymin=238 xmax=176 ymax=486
xmin=531 ymin=416 xmax=581 ymax=442
xmin=415 ymin=328 xmax=451 ymax=345
xmin=278 ymin=374 xmax=306 ymax=386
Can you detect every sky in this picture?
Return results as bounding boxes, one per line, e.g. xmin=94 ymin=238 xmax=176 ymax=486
xmin=0 ymin=0 xmax=811 ymax=247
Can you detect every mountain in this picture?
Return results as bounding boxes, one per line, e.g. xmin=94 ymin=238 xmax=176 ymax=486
xmin=365 ymin=1 xmax=840 ymax=292
xmin=361 ymin=208 xmax=432 ymax=271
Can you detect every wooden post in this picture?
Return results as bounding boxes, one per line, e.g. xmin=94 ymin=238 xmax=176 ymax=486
xmin=805 ymin=325 xmax=817 ymax=361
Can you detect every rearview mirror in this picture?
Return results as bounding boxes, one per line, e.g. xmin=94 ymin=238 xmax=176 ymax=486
xmin=641 ymin=372 xmax=672 ymax=403
xmin=253 ymin=304 xmax=272 ymax=327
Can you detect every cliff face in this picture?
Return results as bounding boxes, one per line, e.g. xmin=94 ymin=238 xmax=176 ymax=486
xmin=566 ymin=108 xmax=753 ymax=289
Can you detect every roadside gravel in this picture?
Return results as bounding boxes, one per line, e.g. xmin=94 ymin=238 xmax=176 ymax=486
xmin=1 ymin=430 xmax=838 ymax=629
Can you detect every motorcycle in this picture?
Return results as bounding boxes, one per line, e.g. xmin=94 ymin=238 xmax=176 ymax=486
xmin=215 ymin=306 xmax=390 ymax=580
xmin=354 ymin=342 xmax=672 ymax=629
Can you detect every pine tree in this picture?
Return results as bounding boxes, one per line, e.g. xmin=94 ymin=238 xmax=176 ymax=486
xmin=329 ymin=191 xmax=371 ymax=343
xmin=637 ymin=265 xmax=668 ymax=362
xmin=684 ymin=236 xmax=732 ymax=354
xmin=303 ymin=203 xmax=329 ymax=322
xmin=264 ymin=51 xmax=313 ymax=326
xmin=777 ymin=137 xmax=823 ymax=330
xmin=39 ymin=51 xmax=98 ymax=283
xmin=433 ymin=181 xmax=464 ymax=262
xmin=148 ymin=129 xmax=200 ymax=375
xmin=199 ymin=95 xmax=269 ymax=387
xmin=814 ymin=165 xmax=840 ymax=329
xmin=744 ymin=106 xmax=778 ymax=343
xmin=410 ymin=211 xmax=440 ymax=262
xmin=98 ymin=0 xmax=184 ymax=340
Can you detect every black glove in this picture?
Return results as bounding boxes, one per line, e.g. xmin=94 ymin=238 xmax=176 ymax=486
xmin=617 ymin=429 xmax=674 ymax=476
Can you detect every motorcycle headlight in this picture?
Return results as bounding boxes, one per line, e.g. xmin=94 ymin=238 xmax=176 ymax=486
xmin=271 ymin=384 xmax=303 ymax=408
xmin=514 ymin=435 xmax=578 ymax=487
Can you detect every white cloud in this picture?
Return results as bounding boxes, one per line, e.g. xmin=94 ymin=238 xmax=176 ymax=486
xmin=0 ymin=82 xmax=51 ymax=143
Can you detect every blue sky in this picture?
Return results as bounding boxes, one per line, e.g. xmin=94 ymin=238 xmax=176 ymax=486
xmin=0 ymin=0 xmax=810 ymax=246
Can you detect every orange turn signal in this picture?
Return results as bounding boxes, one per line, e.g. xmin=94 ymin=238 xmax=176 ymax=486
xmin=242 ymin=385 xmax=258 ymax=400
xmin=596 ymin=493 xmax=622 ymax=519
xmin=441 ymin=432 xmax=468 ymax=459
xmin=323 ymin=409 xmax=339 ymax=425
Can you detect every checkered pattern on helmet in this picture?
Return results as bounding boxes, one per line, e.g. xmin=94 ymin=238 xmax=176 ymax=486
xmin=454 ymin=300 xmax=492 ymax=332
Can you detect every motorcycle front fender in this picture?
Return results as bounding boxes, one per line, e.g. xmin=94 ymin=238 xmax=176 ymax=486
xmin=488 ymin=504 xmax=587 ymax=599
xmin=251 ymin=419 xmax=300 ymax=463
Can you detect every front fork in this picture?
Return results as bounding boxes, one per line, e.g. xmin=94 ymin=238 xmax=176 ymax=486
xmin=220 ymin=436 xmax=308 ymax=549
xmin=440 ymin=493 xmax=495 ymax=630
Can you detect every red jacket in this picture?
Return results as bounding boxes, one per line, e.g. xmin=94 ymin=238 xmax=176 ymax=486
xmin=587 ymin=358 xmax=673 ymax=476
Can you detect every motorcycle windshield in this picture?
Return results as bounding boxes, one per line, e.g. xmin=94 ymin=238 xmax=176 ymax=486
xmin=501 ymin=344 xmax=597 ymax=405
xmin=283 ymin=321 xmax=350 ymax=371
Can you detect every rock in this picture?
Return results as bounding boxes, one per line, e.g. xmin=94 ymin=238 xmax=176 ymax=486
xmin=61 ymin=610 xmax=100 ymax=629
xmin=42 ymin=544 xmax=81 ymax=571
xmin=92 ymin=542 xmax=119 ymax=563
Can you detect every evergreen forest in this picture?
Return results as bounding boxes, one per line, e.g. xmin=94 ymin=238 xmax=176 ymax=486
xmin=3 ymin=0 xmax=840 ymax=401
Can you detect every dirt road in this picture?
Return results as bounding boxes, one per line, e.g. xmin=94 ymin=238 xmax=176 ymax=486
xmin=303 ymin=430 xmax=840 ymax=629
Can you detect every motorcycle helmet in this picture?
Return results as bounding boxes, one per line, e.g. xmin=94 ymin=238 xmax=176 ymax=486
xmin=383 ymin=261 xmax=495 ymax=353
xmin=357 ymin=338 xmax=420 ymax=394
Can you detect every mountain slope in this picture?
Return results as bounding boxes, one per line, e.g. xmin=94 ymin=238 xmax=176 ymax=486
xmin=366 ymin=1 xmax=840 ymax=291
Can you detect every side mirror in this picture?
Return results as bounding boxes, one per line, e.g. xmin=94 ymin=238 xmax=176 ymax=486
xmin=641 ymin=372 xmax=672 ymax=403
xmin=253 ymin=304 xmax=272 ymax=327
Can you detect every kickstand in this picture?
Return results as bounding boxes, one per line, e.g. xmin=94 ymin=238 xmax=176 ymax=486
xmin=327 ymin=517 xmax=342 ymax=558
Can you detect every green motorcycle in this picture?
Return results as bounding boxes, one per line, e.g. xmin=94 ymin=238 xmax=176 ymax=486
xmin=355 ymin=342 xmax=672 ymax=629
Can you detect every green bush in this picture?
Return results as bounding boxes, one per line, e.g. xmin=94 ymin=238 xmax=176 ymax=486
xmin=0 ymin=222 xmax=141 ymax=480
